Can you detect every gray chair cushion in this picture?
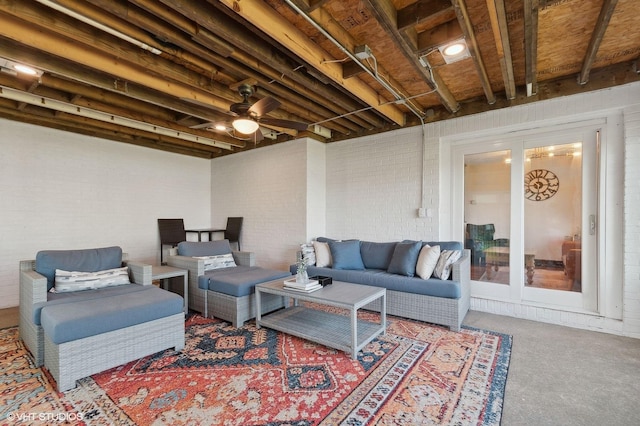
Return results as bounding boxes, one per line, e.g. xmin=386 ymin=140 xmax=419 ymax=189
xmin=177 ymin=240 xmax=232 ymax=257
xmin=198 ymin=266 xmax=291 ymax=297
xmin=35 ymin=246 xmax=123 ymax=291
xmin=40 ymin=286 xmax=183 ymax=344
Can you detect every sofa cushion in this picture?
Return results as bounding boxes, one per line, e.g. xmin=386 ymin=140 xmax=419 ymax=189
xmin=301 ymin=265 xmax=461 ymax=299
xmin=36 ymin=246 xmax=123 ymax=291
xmin=53 ymin=266 xmax=130 ymax=293
xmin=387 ymin=241 xmax=422 ymax=277
xmin=178 ymin=240 xmax=232 ymax=257
xmin=329 ymin=240 xmax=365 ymax=270
xmin=198 ymin=266 xmax=291 ymax=297
xmin=416 ymin=245 xmax=441 ymax=279
xmin=360 ymin=241 xmax=397 ymax=270
xmin=32 ymin=284 xmax=148 ymax=326
xmin=195 ymin=253 xmax=237 ymax=271
xmin=434 ymin=250 xmax=462 ymax=280
xmin=313 ymin=241 xmax=332 ymax=267
xmin=40 ymin=286 xmax=183 ymax=344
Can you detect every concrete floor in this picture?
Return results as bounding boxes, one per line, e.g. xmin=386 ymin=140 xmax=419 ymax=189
xmin=2 ymin=307 xmax=639 ymax=425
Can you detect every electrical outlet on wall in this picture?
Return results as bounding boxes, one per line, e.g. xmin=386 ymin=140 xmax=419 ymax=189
xmin=417 ymin=208 xmax=426 ymax=218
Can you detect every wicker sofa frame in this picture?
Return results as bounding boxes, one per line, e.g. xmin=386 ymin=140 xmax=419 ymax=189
xmin=293 ymin=247 xmax=471 ymax=332
xmin=19 ymin=257 xmax=185 ymax=391
xmin=361 ymin=250 xmax=470 ymax=331
xmin=166 ymin=249 xmax=285 ymax=327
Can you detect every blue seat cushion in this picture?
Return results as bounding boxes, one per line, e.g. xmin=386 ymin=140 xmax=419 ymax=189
xmin=300 ymin=265 xmax=461 ymax=299
xmin=198 ymin=266 xmax=291 ymax=297
xmin=40 ymin=286 xmax=183 ymax=344
xmin=32 ymin=283 xmax=148 ymax=325
xmin=35 ymin=246 xmax=123 ymax=291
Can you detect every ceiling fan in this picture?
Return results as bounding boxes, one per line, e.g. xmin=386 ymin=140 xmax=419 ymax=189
xmin=196 ymin=84 xmax=308 ymax=142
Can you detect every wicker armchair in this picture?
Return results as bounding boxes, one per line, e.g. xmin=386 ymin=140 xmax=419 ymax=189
xmin=19 ymin=252 xmax=151 ymax=367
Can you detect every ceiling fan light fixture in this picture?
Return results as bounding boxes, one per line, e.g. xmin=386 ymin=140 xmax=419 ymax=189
xmin=232 ymin=118 xmax=259 ymax=134
xmin=438 ymin=39 xmax=471 ymax=64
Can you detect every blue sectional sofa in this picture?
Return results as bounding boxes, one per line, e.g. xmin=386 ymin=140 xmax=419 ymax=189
xmin=290 ymin=238 xmax=470 ymax=331
xmin=19 ymin=246 xmax=185 ymax=391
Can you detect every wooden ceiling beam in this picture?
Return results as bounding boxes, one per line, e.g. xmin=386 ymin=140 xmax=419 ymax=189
xmin=214 ymin=0 xmax=406 ymax=126
xmin=451 ymin=0 xmax=496 ymax=105
xmin=286 ymin=0 xmax=422 ymax=116
xmin=524 ymin=0 xmax=539 ymax=96
xmin=149 ymin=0 xmax=385 ymax=130
xmin=486 ymin=0 xmax=516 ymax=100
xmin=415 ymin=20 xmax=464 ymax=54
xmin=0 ymin=99 xmax=218 ymax=158
xmin=365 ymin=0 xmax=460 ymax=113
xmin=0 ymin=38 xmax=236 ymax=126
xmin=89 ymin=0 xmax=354 ymax=132
xmin=578 ymin=0 xmax=619 ymax=85
xmin=397 ymin=0 xmax=453 ymax=31
xmin=0 ymin=12 xmax=235 ymax=114
xmin=131 ymin=0 xmax=378 ymax=132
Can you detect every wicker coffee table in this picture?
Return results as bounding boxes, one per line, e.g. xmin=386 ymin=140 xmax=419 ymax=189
xmin=255 ymin=279 xmax=386 ymax=360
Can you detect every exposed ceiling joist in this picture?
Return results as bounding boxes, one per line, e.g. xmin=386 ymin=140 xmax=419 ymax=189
xmin=0 ymin=0 xmax=637 ymax=158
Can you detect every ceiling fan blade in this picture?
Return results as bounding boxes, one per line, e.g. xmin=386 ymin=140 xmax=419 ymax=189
xmin=249 ymin=97 xmax=280 ymax=116
xmin=258 ymin=117 xmax=308 ymax=131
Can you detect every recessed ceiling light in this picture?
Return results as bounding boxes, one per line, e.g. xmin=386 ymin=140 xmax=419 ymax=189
xmin=443 ymin=43 xmax=465 ymax=57
xmin=438 ymin=39 xmax=471 ymax=64
xmin=214 ymin=124 xmax=227 ymax=131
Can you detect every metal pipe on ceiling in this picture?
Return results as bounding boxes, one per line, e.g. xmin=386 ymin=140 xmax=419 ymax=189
xmin=283 ymin=0 xmax=425 ymax=122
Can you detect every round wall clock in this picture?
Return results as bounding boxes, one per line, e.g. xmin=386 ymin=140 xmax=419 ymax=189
xmin=524 ymin=169 xmax=559 ymax=201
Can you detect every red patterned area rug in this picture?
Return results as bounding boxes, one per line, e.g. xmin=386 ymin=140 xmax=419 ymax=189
xmin=1 ymin=309 xmax=511 ymax=425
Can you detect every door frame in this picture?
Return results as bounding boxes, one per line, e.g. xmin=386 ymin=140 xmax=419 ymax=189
xmin=447 ymin=118 xmax=612 ymax=315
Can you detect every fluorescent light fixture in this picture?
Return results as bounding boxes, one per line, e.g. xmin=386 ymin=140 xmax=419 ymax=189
xmin=0 ymin=58 xmax=43 ymax=78
xmin=13 ymin=64 xmax=39 ymax=76
xmin=438 ymin=39 xmax=471 ymax=64
xmin=232 ymin=118 xmax=259 ymax=134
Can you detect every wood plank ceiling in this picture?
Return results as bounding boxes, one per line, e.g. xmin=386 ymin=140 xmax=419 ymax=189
xmin=0 ymin=0 xmax=638 ymax=158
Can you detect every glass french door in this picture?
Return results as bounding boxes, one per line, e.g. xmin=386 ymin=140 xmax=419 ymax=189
xmin=457 ymin=125 xmax=600 ymax=313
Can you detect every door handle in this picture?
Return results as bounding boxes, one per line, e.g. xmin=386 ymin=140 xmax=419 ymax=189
xmin=589 ymin=214 xmax=596 ymax=235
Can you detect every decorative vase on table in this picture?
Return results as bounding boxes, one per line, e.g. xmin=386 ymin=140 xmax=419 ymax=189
xmin=295 ymin=253 xmax=309 ymax=284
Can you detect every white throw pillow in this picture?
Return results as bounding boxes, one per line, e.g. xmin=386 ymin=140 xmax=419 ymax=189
xmin=416 ymin=245 xmax=441 ymax=279
xmin=300 ymin=243 xmax=316 ymax=265
xmin=313 ymin=241 xmax=332 ymax=267
xmin=195 ymin=253 xmax=237 ymax=271
xmin=53 ymin=266 xmax=130 ymax=293
xmin=433 ymin=250 xmax=462 ymax=280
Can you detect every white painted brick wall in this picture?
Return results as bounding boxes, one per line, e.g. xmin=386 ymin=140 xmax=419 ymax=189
xmin=0 ymin=119 xmax=211 ymax=308
xmin=326 ymin=127 xmax=438 ymax=241
xmin=210 ymin=139 xmax=309 ymax=270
